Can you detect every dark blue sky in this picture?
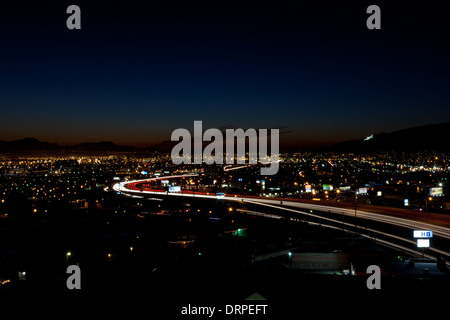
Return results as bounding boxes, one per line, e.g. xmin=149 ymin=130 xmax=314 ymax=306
xmin=1 ymin=2 xmax=449 ymax=148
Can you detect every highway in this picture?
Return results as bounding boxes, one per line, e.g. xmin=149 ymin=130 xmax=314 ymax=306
xmin=111 ymin=175 xmax=450 ymax=266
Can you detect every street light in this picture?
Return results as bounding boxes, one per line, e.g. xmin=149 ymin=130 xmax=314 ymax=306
xmin=425 ymin=197 xmax=432 ymax=214
xmin=66 ymin=251 xmax=72 ymax=263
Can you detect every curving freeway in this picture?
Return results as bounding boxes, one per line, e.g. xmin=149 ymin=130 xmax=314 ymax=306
xmin=111 ymin=174 xmax=450 ymax=265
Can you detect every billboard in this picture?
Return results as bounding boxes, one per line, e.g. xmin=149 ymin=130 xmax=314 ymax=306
xmin=413 ymin=230 xmax=433 ymax=238
xmin=322 ymin=184 xmax=333 ymax=191
xmin=429 ymin=187 xmax=443 ymax=196
xmin=305 ymin=184 xmax=312 ymax=193
xmin=358 ymin=188 xmax=368 ymax=195
xmin=417 ymin=239 xmax=430 ymax=248
xmin=169 ymin=186 xmax=181 ymax=193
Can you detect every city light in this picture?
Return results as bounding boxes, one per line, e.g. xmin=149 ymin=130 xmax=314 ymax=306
xmin=0 ymin=148 xmax=449 ymax=302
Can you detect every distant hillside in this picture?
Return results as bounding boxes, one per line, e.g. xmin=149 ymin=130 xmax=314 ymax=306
xmin=327 ymin=122 xmax=450 ymax=152
xmin=0 ymin=138 xmax=136 ymax=152
xmin=2 ymin=122 xmax=449 ymax=153
xmin=0 ymin=138 xmax=59 ymax=151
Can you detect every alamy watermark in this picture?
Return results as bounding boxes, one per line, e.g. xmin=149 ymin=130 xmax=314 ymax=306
xmin=366 ymin=264 xmax=381 ymax=289
xmin=66 ymin=264 xmax=81 ymax=289
xmin=170 ymin=121 xmax=280 ymax=175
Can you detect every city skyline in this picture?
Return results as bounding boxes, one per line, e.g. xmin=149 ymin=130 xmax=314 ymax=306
xmin=1 ymin=2 xmax=450 ymax=148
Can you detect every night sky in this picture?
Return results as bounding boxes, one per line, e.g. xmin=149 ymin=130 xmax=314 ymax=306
xmin=1 ymin=2 xmax=449 ymax=148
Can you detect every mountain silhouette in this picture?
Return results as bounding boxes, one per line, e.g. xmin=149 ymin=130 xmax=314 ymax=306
xmin=0 ymin=138 xmax=136 ymax=152
xmin=327 ymin=122 xmax=450 ymax=152
xmin=1 ymin=122 xmax=449 ymax=153
xmin=0 ymin=138 xmax=59 ymax=151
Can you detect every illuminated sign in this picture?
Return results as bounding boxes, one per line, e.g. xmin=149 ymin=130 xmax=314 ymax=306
xmin=358 ymin=188 xmax=368 ymax=195
xmin=169 ymin=186 xmax=181 ymax=193
xmin=323 ymin=184 xmax=333 ymax=191
xmin=404 ymin=199 xmax=409 ymax=206
xmin=216 ymin=192 xmax=225 ymax=199
xmin=305 ymin=184 xmax=312 ymax=193
xmin=377 ymin=191 xmax=382 ymax=196
xmin=429 ymin=187 xmax=443 ymax=196
xmin=416 ymin=239 xmax=430 ymax=248
xmin=413 ymin=230 xmax=433 ymax=238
